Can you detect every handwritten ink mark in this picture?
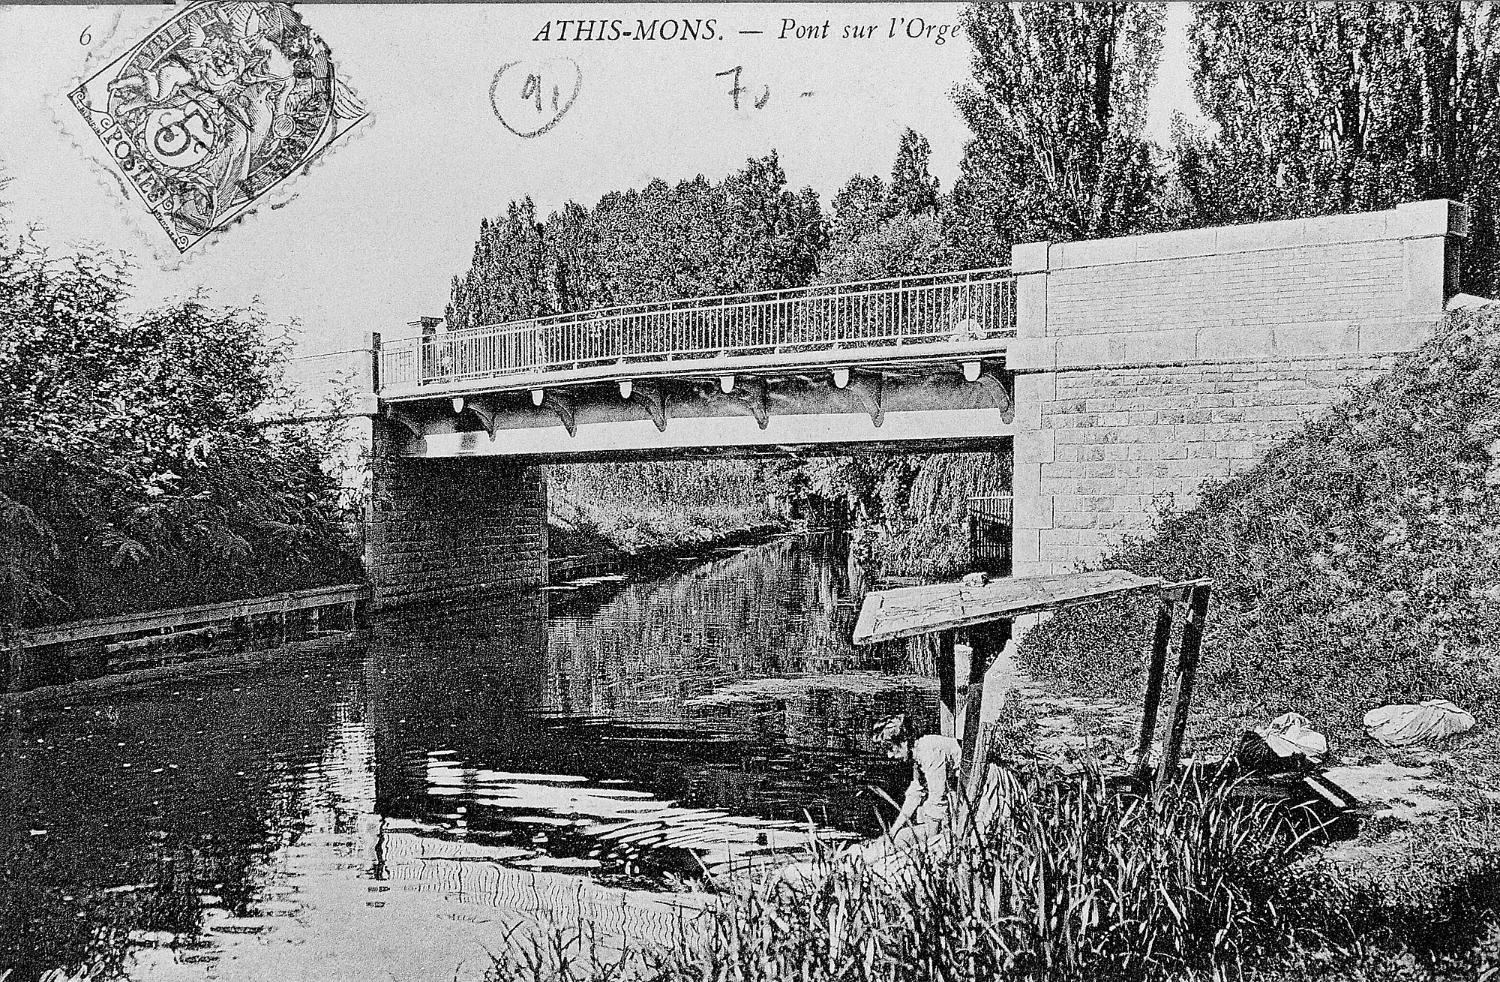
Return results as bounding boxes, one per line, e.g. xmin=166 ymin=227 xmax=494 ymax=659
xmin=715 ymin=65 xmax=746 ymax=111
xmin=801 ymin=91 xmax=814 ymax=98
xmin=491 ymin=58 xmax=581 ymax=139
xmin=717 ymin=66 xmax=772 ymax=112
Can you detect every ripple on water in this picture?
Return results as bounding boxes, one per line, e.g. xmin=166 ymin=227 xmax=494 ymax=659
xmin=1 ymin=538 xmax=933 ymax=979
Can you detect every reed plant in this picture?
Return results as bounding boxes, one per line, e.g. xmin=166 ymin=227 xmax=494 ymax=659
xmin=483 ymin=765 xmax=1334 ymax=982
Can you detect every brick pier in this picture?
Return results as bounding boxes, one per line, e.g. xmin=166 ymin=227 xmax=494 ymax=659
xmin=367 ymin=418 xmax=548 ymax=608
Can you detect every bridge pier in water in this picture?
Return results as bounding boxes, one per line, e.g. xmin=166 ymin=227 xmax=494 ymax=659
xmin=367 ymin=417 xmax=548 ymax=609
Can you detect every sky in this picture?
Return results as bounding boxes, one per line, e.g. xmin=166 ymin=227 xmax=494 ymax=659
xmin=0 ymin=3 xmax=1200 ymax=356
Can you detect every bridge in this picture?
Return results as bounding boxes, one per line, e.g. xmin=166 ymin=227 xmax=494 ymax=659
xmin=281 ymin=200 xmax=1468 ymax=609
xmin=373 ymin=269 xmax=1017 ymax=459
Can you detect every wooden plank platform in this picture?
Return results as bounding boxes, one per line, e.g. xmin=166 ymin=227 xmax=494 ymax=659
xmin=6 ymin=583 xmax=367 ymax=650
xmin=852 ymin=570 xmax=1164 ymax=645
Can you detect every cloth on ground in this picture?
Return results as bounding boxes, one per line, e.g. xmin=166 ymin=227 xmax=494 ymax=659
xmin=1254 ymin=712 xmax=1328 ymax=763
xmin=1363 ymin=700 xmax=1475 ymax=747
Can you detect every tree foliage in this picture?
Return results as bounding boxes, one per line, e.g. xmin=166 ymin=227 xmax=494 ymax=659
xmin=947 ymin=2 xmax=1167 ymax=266
xmin=1180 ymin=1 xmax=1500 ymax=293
xmin=447 ymin=152 xmax=826 ymax=329
xmin=0 ymin=240 xmax=361 ymax=628
xmin=821 ymin=129 xmax=955 ymax=284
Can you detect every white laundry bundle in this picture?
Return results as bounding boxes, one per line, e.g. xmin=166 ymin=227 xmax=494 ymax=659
xmin=1254 ymin=712 xmax=1328 ymax=762
xmin=1363 ymin=700 xmax=1476 ymax=747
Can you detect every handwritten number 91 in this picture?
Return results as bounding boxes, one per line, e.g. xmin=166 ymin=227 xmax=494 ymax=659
xmin=521 ymin=74 xmax=561 ymax=114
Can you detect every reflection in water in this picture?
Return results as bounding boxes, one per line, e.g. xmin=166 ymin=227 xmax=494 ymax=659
xmin=0 ymin=536 xmax=936 ymax=981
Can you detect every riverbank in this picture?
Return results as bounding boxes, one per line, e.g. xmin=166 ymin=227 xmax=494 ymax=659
xmin=1004 ymin=308 xmax=1500 ymax=978
xmin=548 ymin=502 xmax=790 ymax=578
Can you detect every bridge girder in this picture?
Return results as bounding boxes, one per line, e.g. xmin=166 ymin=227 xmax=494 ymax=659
xmin=380 ymin=360 xmax=1015 ymax=461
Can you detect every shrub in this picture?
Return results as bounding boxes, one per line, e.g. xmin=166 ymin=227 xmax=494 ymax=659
xmin=0 ymin=239 xmax=362 ymax=628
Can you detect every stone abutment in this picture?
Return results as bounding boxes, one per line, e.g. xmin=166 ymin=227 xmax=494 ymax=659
xmin=1008 ymin=199 xmax=1467 ymax=576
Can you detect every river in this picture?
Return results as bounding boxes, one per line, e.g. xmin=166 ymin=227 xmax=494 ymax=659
xmin=0 ymin=536 xmax=940 ymax=982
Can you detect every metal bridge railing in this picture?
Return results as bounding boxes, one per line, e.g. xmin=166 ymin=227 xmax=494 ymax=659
xmin=378 ymin=268 xmax=1015 ymax=393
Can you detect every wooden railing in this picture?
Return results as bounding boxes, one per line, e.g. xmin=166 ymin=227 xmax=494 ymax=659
xmin=379 ymin=268 xmax=1015 ymax=395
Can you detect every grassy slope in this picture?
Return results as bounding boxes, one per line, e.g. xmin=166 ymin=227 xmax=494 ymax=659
xmin=548 ymin=502 xmax=782 ymax=560
xmin=547 ymin=460 xmax=787 ymax=562
xmin=1020 ymin=309 xmax=1500 ymax=747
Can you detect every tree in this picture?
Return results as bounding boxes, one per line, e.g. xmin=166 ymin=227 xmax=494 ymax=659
xmin=946 ymin=2 xmax=1167 ymax=265
xmin=0 ymin=240 xmax=361 ymax=627
xmin=446 ymin=197 xmax=552 ymax=329
xmin=722 ymin=152 xmax=827 ymax=292
xmin=827 ymin=174 xmax=890 ymax=256
xmin=888 ymin=128 xmax=942 ymax=217
xmin=822 ymin=128 xmax=954 ymax=283
xmin=447 ymin=153 xmax=828 ymax=330
xmin=1181 ymin=2 xmax=1500 ymax=294
xmin=818 ymin=212 xmax=951 ymax=283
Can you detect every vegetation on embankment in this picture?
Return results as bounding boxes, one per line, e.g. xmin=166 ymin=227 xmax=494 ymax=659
xmin=0 ymin=239 xmax=363 ymax=630
xmin=482 ymin=768 xmax=1500 ymax=982
xmin=548 ymin=461 xmax=786 ymax=563
xmin=1019 ymin=308 xmax=1500 ymax=746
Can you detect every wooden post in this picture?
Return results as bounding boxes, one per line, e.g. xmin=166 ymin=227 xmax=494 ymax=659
xmin=937 ymin=630 xmax=957 ymax=739
xmin=959 ymin=620 xmax=1007 ymax=775
xmin=953 ymin=638 xmax=972 ymax=741
xmin=1158 ymin=583 xmax=1212 ymax=786
xmin=1134 ymin=589 xmax=1179 ymax=783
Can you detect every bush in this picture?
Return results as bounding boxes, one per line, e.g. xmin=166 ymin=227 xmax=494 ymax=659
xmin=0 ymin=239 xmax=362 ymax=628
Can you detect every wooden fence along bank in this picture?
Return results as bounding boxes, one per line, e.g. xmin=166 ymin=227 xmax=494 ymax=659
xmin=2 ymin=583 xmax=367 ymax=699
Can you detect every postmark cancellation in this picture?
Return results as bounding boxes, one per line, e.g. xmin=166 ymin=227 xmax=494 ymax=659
xmin=69 ymin=1 xmax=367 ymax=254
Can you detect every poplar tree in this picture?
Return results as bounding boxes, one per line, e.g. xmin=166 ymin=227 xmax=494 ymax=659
xmin=888 ymin=128 xmax=942 ymax=217
xmin=1182 ymin=1 xmax=1500 ymax=293
xmin=946 ymin=2 xmax=1167 ymax=265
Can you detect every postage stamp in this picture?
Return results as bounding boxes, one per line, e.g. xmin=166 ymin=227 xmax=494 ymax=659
xmin=68 ymin=1 xmax=367 ymax=254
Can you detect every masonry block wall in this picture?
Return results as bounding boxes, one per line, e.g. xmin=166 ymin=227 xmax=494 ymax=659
xmin=1009 ymin=200 xmax=1468 ymax=576
xmin=368 ymin=419 xmax=548 ymax=607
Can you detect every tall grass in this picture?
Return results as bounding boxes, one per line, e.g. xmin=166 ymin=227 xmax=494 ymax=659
xmin=481 ymin=767 xmax=1335 ymax=982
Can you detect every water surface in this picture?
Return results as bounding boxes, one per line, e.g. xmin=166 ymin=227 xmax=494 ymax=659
xmin=0 ymin=537 xmax=936 ymax=981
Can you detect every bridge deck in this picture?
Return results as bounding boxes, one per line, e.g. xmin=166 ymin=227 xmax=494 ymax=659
xmin=378 ymin=268 xmax=1015 ymax=400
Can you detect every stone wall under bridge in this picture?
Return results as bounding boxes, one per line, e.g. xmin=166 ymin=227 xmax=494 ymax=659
xmin=367 ymin=418 xmax=548 ymax=608
xmin=1007 ymin=199 xmax=1468 ymax=577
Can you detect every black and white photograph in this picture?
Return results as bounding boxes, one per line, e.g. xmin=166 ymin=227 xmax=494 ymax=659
xmin=1 ymin=2 xmax=1498 ymax=980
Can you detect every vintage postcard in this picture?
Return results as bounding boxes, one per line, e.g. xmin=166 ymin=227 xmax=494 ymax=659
xmin=2 ymin=3 xmax=1498 ymax=982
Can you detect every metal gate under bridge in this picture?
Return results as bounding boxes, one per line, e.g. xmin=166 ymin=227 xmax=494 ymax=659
xmin=967 ymin=494 xmax=1013 ymax=576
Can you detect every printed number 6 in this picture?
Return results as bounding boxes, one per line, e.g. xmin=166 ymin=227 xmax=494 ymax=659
xmin=80 ymin=26 xmax=92 ymax=45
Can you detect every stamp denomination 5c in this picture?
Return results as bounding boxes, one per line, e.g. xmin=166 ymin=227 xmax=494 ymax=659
xmin=69 ymin=1 xmax=367 ymax=254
